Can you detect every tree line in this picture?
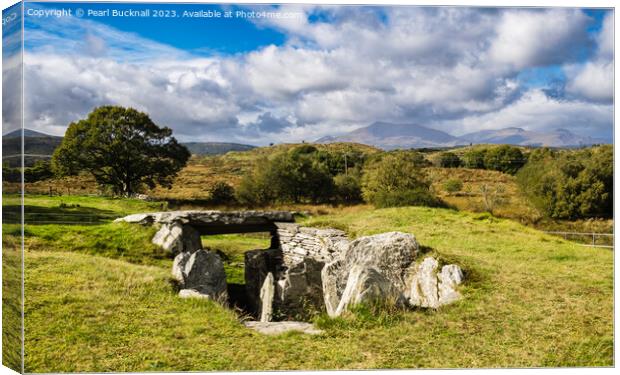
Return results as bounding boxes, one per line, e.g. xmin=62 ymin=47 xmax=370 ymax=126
xmin=4 ymin=106 xmax=611 ymax=221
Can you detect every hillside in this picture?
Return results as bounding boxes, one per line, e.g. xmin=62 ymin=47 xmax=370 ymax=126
xmin=5 ymin=195 xmax=613 ymax=371
xmin=14 ymin=142 xmax=381 ymax=199
xmin=1 ymin=129 xmax=257 ymax=161
xmin=180 ymin=142 xmax=256 ymax=156
xmin=2 ymin=129 xmax=63 ymax=167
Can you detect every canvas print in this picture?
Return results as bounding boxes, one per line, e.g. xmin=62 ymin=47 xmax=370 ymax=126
xmin=1 ymin=1 xmax=614 ymax=372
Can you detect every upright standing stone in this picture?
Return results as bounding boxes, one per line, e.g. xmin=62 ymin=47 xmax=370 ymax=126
xmin=260 ymin=272 xmax=275 ymax=322
xmin=180 ymin=250 xmax=228 ymax=301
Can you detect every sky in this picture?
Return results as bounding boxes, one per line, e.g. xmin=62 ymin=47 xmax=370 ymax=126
xmin=6 ymin=1 xmax=615 ymax=144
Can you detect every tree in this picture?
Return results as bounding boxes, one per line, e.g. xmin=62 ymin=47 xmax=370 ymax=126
xmin=236 ymin=146 xmax=334 ymax=205
xmin=516 ymin=145 xmax=612 ymax=219
xmin=439 ymin=152 xmax=462 ymax=168
xmin=462 ymin=149 xmax=487 ymax=169
xmin=24 ymin=160 xmax=54 ymax=182
xmin=333 ymin=168 xmax=363 ymax=203
xmin=361 ymin=152 xmax=440 ymax=208
xmin=483 ymin=145 xmax=526 ymax=174
xmin=51 ymin=106 xmax=190 ymax=196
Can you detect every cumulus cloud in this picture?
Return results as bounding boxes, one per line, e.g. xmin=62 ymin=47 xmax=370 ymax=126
xmin=20 ymin=6 xmax=613 ymax=144
xmin=442 ymin=89 xmax=613 ymax=138
xmin=565 ymin=13 xmax=614 ymax=104
xmin=489 ymin=9 xmax=592 ymax=70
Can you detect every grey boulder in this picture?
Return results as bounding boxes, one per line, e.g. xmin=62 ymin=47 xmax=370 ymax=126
xmin=173 ymin=249 xmax=228 ymax=301
xmin=406 ymin=256 xmax=464 ymax=308
xmin=334 ymin=265 xmax=402 ymax=316
xmin=322 ymin=231 xmax=418 ymax=316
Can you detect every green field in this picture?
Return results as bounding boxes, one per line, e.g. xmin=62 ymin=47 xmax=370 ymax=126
xmin=2 ymin=194 xmax=613 ymax=371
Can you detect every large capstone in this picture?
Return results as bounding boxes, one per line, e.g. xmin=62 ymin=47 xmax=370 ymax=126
xmin=174 ymin=249 xmax=228 ymax=301
xmin=116 ymin=210 xmax=294 ymax=228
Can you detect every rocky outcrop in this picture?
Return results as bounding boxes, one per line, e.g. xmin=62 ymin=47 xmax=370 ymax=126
xmin=333 ymin=265 xmax=403 ymax=316
xmin=173 ymin=249 xmax=228 ymax=301
xmin=406 ymin=257 xmax=464 ymax=308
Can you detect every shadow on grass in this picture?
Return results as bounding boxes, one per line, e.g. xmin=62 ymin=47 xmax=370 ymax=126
xmin=2 ymin=204 xmax=118 ymax=225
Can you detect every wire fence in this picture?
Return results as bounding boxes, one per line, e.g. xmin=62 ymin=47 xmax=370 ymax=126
xmin=543 ymin=231 xmax=614 ymax=249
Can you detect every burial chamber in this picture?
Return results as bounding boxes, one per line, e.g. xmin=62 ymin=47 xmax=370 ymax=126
xmin=116 ymin=210 xmax=465 ymax=321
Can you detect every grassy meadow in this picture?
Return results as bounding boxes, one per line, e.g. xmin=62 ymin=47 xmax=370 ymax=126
xmin=2 ymin=193 xmax=613 ymax=371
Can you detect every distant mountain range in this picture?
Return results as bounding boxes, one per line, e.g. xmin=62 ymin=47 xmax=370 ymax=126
xmin=316 ymin=122 xmax=608 ymax=149
xmin=2 ymin=129 xmax=256 ymax=167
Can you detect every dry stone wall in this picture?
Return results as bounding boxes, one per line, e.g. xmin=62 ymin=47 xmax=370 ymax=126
xmin=275 ymin=223 xmax=350 ymax=266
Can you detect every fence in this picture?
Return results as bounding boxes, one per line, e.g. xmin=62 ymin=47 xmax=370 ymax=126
xmin=543 ymin=231 xmax=614 ymax=249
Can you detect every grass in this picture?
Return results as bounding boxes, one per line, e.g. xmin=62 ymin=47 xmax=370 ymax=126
xmin=2 ymin=227 xmax=23 ymax=372
xmin=8 ymin=195 xmax=613 ymax=371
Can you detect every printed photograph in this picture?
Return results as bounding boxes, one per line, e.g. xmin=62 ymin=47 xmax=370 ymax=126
xmin=2 ymin=0 xmax=614 ymax=372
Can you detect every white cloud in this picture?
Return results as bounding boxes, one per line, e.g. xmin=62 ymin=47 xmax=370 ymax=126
xmin=565 ymin=60 xmax=613 ymax=103
xmin=564 ymin=13 xmax=614 ymax=104
xmin=443 ymin=89 xmax=613 ymax=138
xmin=20 ymin=6 xmax=613 ymax=145
xmin=489 ymin=9 xmax=591 ymax=70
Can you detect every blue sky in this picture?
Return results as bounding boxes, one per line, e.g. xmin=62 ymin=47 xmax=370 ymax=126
xmin=12 ymin=1 xmax=615 ymax=144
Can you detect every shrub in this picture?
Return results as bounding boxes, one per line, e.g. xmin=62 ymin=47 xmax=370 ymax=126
xmin=361 ymin=152 xmax=440 ymax=208
xmin=439 ymin=152 xmax=462 ymax=168
xmin=236 ymin=146 xmax=334 ymax=205
xmin=479 ymin=184 xmax=505 ymax=214
xmin=443 ymin=179 xmax=463 ymax=194
xmin=208 ymin=181 xmax=236 ymax=205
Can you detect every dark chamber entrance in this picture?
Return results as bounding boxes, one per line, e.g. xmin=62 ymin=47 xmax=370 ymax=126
xmin=200 ymin=232 xmax=273 ymax=317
